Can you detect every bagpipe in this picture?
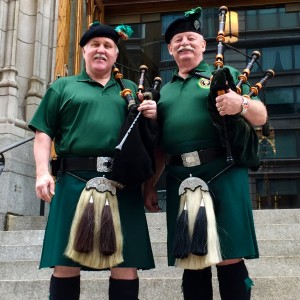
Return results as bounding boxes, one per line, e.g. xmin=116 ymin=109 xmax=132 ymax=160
xmin=111 ymin=64 xmax=161 ymax=188
xmin=173 ymin=6 xmax=274 ymax=270
xmin=65 ymin=64 xmax=161 ymax=269
xmin=208 ymin=6 xmax=275 ymax=171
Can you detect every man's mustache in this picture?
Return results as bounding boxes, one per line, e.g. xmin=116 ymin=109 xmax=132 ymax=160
xmin=177 ymin=46 xmax=195 ymax=53
xmin=94 ymin=53 xmax=107 ymax=60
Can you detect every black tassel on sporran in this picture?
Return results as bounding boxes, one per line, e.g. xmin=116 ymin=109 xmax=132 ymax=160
xmin=73 ymin=195 xmax=95 ymax=253
xmin=99 ymin=199 xmax=117 ymax=256
xmin=190 ymin=198 xmax=208 ymax=256
xmin=173 ymin=201 xmax=190 ymax=259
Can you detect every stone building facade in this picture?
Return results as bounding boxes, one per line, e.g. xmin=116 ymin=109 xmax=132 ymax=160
xmin=0 ymin=0 xmax=57 ymax=223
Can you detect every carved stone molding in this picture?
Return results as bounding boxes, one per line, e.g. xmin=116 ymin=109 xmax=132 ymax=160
xmin=26 ymin=76 xmax=43 ymax=99
xmin=0 ymin=67 xmax=18 ymax=89
xmin=25 ymin=76 xmax=44 ymax=122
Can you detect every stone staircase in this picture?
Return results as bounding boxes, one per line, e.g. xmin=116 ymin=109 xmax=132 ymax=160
xmin=0 ymin=209 xmax=299 ymax=300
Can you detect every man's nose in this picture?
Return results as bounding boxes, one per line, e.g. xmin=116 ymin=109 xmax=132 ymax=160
xmin=180 ymin=37 xmax=189 ymax=45
xmin=96 ymin=46 xmax=104 ymax=52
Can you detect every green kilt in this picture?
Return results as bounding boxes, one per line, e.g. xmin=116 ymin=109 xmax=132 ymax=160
xmin=165 ymin=157 xmax=259 ymax=266
xmin=39 ymin=171 xmax=155 ymax=270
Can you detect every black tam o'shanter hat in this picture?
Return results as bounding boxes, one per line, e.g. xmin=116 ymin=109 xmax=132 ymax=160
xmin=165 ymin=7 xmax=203 ymax=44
xmin=80 ymin=21 xmax=133 ymax=47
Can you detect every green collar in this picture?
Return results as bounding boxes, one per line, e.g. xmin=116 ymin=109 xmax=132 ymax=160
xmin=77 ymin=69 xmax=116 ymax=87
xmin=77 ymin=69 xmax=94 ymax=82
xmin=171 ymin=60 xmax=213 ymax=82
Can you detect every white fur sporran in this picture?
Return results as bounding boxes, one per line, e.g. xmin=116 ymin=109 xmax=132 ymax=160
xmin=65 ymin=176 xmax=124 ymax=269
xmin=175 ymin=176 xmax=222 ymax=269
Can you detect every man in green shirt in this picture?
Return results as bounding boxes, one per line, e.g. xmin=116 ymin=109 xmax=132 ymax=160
xmin=29 ymin=22 xmax=157 ymax=300
xmin=144 ymin=7 xmax=267 ymax=300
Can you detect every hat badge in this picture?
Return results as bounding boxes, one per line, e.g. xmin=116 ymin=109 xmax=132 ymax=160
xmin=194 ymin=20 xmax=200 ymax=30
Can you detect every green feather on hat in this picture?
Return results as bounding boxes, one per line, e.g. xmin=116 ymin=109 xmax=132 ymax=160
xmin=184 ymin=7 xmax=202 ymax=20
xmin=115 ymin=25 xmax=133 ymax=40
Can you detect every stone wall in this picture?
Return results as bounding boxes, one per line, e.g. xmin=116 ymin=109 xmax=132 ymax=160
xmin=0 ymin=0 xmax=57 ymax=219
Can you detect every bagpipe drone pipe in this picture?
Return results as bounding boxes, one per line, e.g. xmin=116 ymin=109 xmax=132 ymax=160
xmin=208 ymin=6 xmax=275 ymax=171
xmin=111 ymin=64 xmax=161 ymax=188
xmin=172 ymin=6 xmax=274 ymax=270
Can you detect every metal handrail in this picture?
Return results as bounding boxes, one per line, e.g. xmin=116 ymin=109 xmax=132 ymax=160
xmin=0 ymin=136 xmax=34 ymax=154
xmin=0 ymin=136 xmax=34 ymax=176
xmin=0 ymin=135 xmax=46 ymax=215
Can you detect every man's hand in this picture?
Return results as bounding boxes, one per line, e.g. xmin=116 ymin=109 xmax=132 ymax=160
xmin=138 ymin=99 xmax=157 ymax=120
xmin=36 ymin=173 xmax=55 ymax=202
xmin=143 ymin=185 xmax=160 ymax=212
xmin=215 ymin=89 xmax=243 ymax=116
xmin=215 ymin=88 xmax=267 ymax=125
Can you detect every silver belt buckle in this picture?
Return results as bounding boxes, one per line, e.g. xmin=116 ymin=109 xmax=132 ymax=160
xmin=96 ymin=157 xmax=113 ymax=172
xmin=181 ymin=151 xmax=201 ymax=167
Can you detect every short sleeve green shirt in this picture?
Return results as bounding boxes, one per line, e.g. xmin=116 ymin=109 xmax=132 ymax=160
xmin=158 ymin=60 xmax=252 ymax=154
xmin=29 ymin=70 xmax=137 ymax=157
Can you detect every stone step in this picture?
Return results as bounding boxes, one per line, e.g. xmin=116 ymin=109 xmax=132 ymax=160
xmin=0 ymin=230 xmax=44 ymax=246
xmin=254 ymin=224 xmax=300 ymax=240
xmin=2 ymin=235 xmax=300 ymax=262
xmin=1 ymin=222 xmax=299 ymax=247
xmin=4 ymin=214 xmax=47 ymax=231
xmin=152 ymin=239 xmax=300 ymax=258
xmin=0 ymin=220 xmax=299 ymax=262
xmin=0 ymin=276 xmax=299 ymax=300
xmin=148 ymin=223 xmax=300 ymax=241
xmin=253 ymin=209 xmax=300 ymax=224
xmin=1 ymin=255 xmax=299 ymax=280
xmin=0 ymin=214 xmax=5 ymax=231
xmin=246 ymin=256 xmax=300 ymax=277
xmin=4 ymin=209 xmax=300 ymax=231
xmin=0 ymin=237 xmax=299 ymax=262
xmin=1 ymin=209 xmax=299 ymax=300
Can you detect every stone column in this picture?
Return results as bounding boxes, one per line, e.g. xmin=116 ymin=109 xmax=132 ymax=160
xmin=25 ymin=0 xmax=58 ymax=122
xmin=0 ymin=0 xmax=56 ymax=219
xmin=0 ymin=0 xmax=19 ymax=126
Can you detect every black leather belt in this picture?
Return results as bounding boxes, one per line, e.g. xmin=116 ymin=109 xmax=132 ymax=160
xmin=166 ymin=147 xmax=224 ymax=167
xmin=51 ymin=157 xmax=113 ymax=176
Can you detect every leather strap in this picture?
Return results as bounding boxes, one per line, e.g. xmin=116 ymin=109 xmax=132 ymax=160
xmin=51 ymin=157 xmax=113 ymax=176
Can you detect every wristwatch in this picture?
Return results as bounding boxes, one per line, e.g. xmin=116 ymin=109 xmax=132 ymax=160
xmin=240 ymin=97 xmax=249 ymax=115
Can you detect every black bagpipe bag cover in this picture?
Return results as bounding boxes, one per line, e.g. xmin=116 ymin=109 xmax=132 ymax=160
xmin=111 ymin=106 xmax=159 ymax=188
xmin=207 ymin=67 xmax=260 ymax=170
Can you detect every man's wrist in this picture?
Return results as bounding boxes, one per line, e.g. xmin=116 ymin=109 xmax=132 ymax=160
xmin=240 ymin=97 xmax=249 ymax=115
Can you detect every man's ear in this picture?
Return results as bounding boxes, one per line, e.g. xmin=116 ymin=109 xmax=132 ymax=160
xmin=201 ymin=40 xmax=206 ymax=53
xmin=168 ymin=44 xmax=173 ymax=56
